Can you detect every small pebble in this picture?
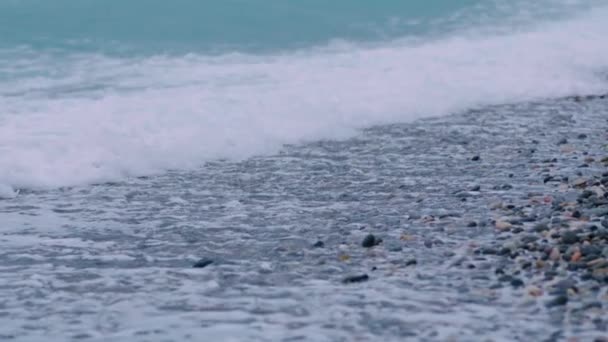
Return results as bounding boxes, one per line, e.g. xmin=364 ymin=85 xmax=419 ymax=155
xmin=546 ymin=295 xmax=568 ymax=307
xmin=342 ymin=274 xmax=369 ymax=284
xmin=362 ymin=234 xmax=381 ymax=248
xmin=313 ymin=241 xmax=325 ymax=248
xmin=192 ymin=258 xmax=214 ymax=268
xmin=510 ymin=278 xmax=525 ymax=288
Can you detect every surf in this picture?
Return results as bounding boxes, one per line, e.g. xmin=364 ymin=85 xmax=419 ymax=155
xmin=0 ymin=1 xmax=607 ymax=194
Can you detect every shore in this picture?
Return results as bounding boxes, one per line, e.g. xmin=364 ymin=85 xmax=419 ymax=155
xmin=1 ymin=95 xmax=607 ymax=341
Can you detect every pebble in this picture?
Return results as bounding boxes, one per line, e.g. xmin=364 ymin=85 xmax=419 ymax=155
xmin=193 ymin=258 xmax=214 ymax=268
xmin=510 ymin=278 xmax=525 ymax=288
xmin=561 ymin=231 xmax=580 ymax=244
xmin=342 ymin=274 xmax=369 ymax=284
xmin=313 ymin=240 xmax=325 ymax=248
xmin=406 ymin=259 xmax=418 ymax=266
xmin=471 ymin=155 xmax=481 ymax=161
xmin=546 ymin=295 xmax=568 ymax=307
xmin=362 ymin=234 xmax=381 ymax=248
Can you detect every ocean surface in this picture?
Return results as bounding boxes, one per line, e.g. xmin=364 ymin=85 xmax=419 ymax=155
xmin=1 ymin=0 xmax=608 ymax=193
xmin=1 ymin=1 xmax=608 ymax=341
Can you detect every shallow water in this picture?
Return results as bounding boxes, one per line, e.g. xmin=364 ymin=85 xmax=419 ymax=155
xmin=2 ymin=98 xmax=607 ymax=341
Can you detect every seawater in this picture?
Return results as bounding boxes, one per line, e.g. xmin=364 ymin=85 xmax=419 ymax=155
xmin=1 ymin=0 xmax=607 ymax=193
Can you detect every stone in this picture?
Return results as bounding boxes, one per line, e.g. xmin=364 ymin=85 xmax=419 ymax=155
xmin=342 ymin=274 xmax=369 ymax=284
xmin=510 ymin=278 xmax=525 ymax=288
xmin=561 ymin=231 xmax=580 ymax=244
xmin=192 ymin=258 xmax=214 ymax=268
xmin=313 ymin=240 xmax=325 ymax=248
xmin=546 ymin=295 xmax=568 ymax=307
xmin=362 ymin=234 xmax=381 ymax=248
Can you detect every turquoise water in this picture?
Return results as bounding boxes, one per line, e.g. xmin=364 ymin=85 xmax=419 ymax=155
xmin=0 ymin=0 xmax=600 ymax=54
xmin=0 ymin=0 xmax=608 ymax=194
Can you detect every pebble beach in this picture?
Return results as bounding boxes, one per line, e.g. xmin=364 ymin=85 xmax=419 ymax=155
xmin=1 ymin=94 xmax=607 ymax=341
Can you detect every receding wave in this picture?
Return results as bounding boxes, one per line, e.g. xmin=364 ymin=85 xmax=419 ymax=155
xmin=0 ymin=3 xmax=607 ymax=193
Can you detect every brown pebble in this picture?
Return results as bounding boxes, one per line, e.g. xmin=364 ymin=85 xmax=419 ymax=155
xmin=495 ymin=220 xmax=512 ymax=231
xmin=527 ymin=286 xmax=543 ymax=297
xmin=571 ymin=249 xmax=582 ymax=262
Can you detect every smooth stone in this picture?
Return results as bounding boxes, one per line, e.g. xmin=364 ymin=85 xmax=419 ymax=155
xmin=313 ymin=241 xmax=325 ymax=248
xmin=362 ymin=234 xmax=381 ymax=248
xmin=471 ymin=155 xmax=480 ymax=161
xmin=192 ymin=258 xmax=214 ymax=268
xmin=406 ymin=259 xmax=417 ymax=266
xmin=534 ymin=223 xmax=550 ymax=232
xmin=561 ymin=231 xmax=580 ymax=244
xmin=546 ymin=295 xmax=569 ymax=307
xmin=510 ymin=278 xmax=525 ymax=288
xmin=521 ymin=235 xmax=539 ymax=244
xmin=342 ymin=274 xmax=369 ymax=284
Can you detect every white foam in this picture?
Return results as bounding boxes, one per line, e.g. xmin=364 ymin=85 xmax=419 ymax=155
xmin=1 ymin=6 xmax=607 ymax=190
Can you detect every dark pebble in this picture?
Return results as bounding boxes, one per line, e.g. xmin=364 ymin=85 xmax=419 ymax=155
xmin=192 ymin=258 xmax=214 ymax=268
xmin=498 ymin=248 xmax=511 ymax=256
xmin=557 ymin=138 xmax=568 ymax=145
xmin=406 ymin=259 xmax=417 ymax=266
xmin=470 ymin=185 xmax=481 ymax=192
xmin=512 ymin=227 xmax=524 ymax=234
xmin=481 ymin=247 xmax=498 ymax=255
xmin=534 ymin=223 xmax=550 ymax=232
xmin=342 ymin=274 xmax=369 ymax=284
xmin=521 ymin=235 xmax=539 ymax=243
xmin=572 ymin=210 xmax=582 ymax=219
xmin=362 ymin=234 xmax=381 ymax=248
xmin=471 ymin=155 xmax=480 ymax=161
xmin=546 ymin=295 xmax=568 ymax=307
xmin=313 ymin=240 xmax=325 ymax=248
xmin=561 ymin=231 xmax=580 ymax=244
xmin=467 ymin=221 xmax=478 ymax=227
xmin=510 ymin=278 xmax=525 ymax=288
xmin=577 ymin=133 xmax=588 ymax=139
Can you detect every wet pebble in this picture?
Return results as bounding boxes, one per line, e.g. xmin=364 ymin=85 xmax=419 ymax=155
xmin=342 ymin=274 xmax=370 ymax=284
xmin=193 ymin=258 xmax=214 ymax=268
xmin=313 ymin=240 xmax=325 ymax=248
xmin=362 ymin=234 xmax=381 ymax=248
